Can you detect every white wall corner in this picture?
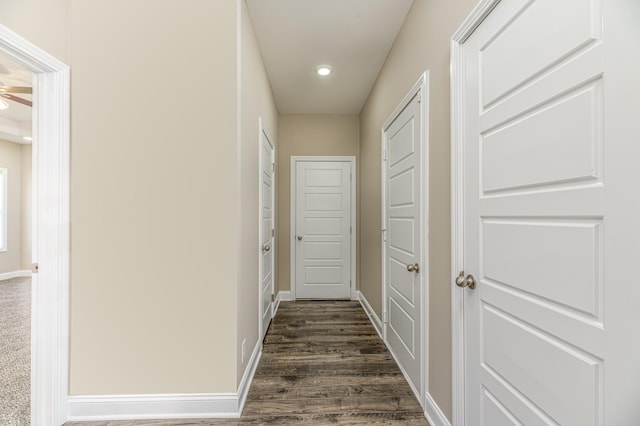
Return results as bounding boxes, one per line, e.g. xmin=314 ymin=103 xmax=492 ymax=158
xmin=424 ymin=392 xmax=452 ymax=426
xmin=237 ymin=338 xmax=262 ymax=414
xmin=275 ymin=290 xmax=291 ymax=315
xmin=357 ymin=291 xmax=383 ymax=339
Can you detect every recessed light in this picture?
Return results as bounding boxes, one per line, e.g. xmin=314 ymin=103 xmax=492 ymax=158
xmin=23 ymin=136 xmax=32 ymax=141
xmin=316 ymin=65 xmax=332 ymax=76
xmin=0 ymin=99 xmax=8 ymax=110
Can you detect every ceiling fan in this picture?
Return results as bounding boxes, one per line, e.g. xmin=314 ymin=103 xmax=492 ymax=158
xmin=0 ymin=85 xmax=32 ymax=108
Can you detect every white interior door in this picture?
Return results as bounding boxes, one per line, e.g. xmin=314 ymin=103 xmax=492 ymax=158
xmin=294 ymin=160 xmax=352 ymax=299
xmin=457 ymin=0 xmax=640 ymax=424
xmin=259 ymin=127 xmax=274 ymax=340
xmin=383 ymin=83 xmax=424 ymax=398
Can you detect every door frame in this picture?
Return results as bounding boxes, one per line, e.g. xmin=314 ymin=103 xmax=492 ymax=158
xmin=0 ymin=25 xmax=71 ymax=424
xmin=258 ymin=117 xmax=275 ymax=340
xmin=380 ymin=72 xmax=429 ymax=405
xmin=450 ymin=1 xmax=502 ymax=425
xmin=290 ymin=156 xmax=356 ymax=300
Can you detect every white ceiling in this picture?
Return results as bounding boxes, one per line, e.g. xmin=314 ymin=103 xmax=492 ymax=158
xmin=246 ymin=0 xmax=414 ymax=114
xmin=0 ymin=55 xmax=32 ymax=144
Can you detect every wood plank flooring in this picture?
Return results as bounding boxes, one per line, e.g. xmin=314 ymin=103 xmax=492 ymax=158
xmin=65 ymin=300 xmax=428 ymax=425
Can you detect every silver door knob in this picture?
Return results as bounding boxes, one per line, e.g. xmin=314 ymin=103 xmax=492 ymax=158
xmin=262 ymin=244 xmax=271 ymax=252
xmin=297 ymin=235 xmax=303 ymax=241
xmin=455 ymin=271 xmax=476 ymax=289
xmin=406 ymin=263 xmax=420 ymax=273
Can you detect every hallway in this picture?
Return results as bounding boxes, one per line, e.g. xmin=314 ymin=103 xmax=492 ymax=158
xmin=66 ymin=301 xmax=427 ymax=425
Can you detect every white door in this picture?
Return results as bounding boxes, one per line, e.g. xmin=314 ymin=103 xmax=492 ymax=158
xmin=259 ymin=126 xmax=275 ymax=340
xmin=294 ymin=160 xmax=352 ymax=299
xmin=457 ymin=0 xmax=640 ymax=424
xmin=382 ymin=78 xmax=426 ymax=399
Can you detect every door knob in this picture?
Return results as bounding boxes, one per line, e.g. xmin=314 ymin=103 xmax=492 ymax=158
xmin=455 ymin=271 xmax=476 ymax=289
xmin=406 ymin=263 xmax=420 ymax=273
xmin=297 ymin=235 xmax=303 ymax=241
xmin=262 ymin=244 xmax=271 ymax=252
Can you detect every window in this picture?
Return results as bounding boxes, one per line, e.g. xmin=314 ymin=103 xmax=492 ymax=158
xmin=0 ymin=168 xmax=6 ymax=252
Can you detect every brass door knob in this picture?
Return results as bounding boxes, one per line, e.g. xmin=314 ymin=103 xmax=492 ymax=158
xmin=406 ymin=263 xmax=420 ymax=273
xmin=455 ymin=271 xmax=476 ymax=289
xmin=297 ymin=235 xmax=303 ymax=241
xmin=262 ymin=245 xmax=271 ymax=252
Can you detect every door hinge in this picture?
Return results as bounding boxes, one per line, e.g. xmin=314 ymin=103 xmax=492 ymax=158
xmin=272 ymin=228 xmax=275 ymax=237
xmin=31 ymin=263 xmax=39 ymax=274
xmin=271 ymin=294 xmax=275 ymax=302
xmin=383 ymin=148 xmax=387 ymax=161
xmin=383 ymin=311 xmax=388 ymax=324
xmin=272 ymin=162 xmax=275 ymax=173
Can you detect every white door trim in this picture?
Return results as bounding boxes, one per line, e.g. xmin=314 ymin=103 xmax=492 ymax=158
xmin=0 ymin=25 xmax=71 ymax=425
xmin=258 ymin=117 xmax=275 ymax=340
xmin=380 ymin=72 xmax=429 ymax=406
xmin=290 ymin=156 xmax=356 ymax=300
xmin=450 ymin=2 xmax=501 ymax=425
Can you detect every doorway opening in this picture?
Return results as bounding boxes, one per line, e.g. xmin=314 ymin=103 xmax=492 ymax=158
xmin=0 ymin=25 xmax=71 ymax=425
xmin=0 ymin=52 xmax=33 ymax=425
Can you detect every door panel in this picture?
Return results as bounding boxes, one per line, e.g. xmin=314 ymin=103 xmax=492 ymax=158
xmin=294 ymin=161 xmax=352 ymax=299
xmin=462 ymin=0 xmax=605 ymax=424
xmin=259 ymin=130 xmax=275 ymax=340
xmin=383 ymin=89 xmax=423 ymax=397
xmin=482 ymin=83 xmax=601 ymax=193
xmin=481 ymin=305 xmax=600 ymax=426
xmin=480 ymin=0 xmax=601 ymax=106
xmin=483 ymin=219 xmax=601 ymax=316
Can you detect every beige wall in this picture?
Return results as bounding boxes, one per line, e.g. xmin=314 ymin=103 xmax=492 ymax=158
xmin=69 ymin=0 xmax=240 ymax=394
xmin=20 ymin=144 xmax=31 ymax=270
xmin=359 ymin=0 xmax=477 ymax=420
xmin=0 ymin=0 xmax=479 ymax=412
xmin=0 ymin=0 xmax=71 ymax=65
xmin=0 ymin=139 xmax=23 ymax=274
xmin=277 ymin=114 xmax=360 ymax=294
xmin=237 ymin=0 xmax=279 ymax=383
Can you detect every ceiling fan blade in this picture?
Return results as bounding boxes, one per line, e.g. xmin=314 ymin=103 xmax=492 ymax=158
xmin=0 ymin=86 xmax=32 ymax=94
xmin=1 ymin=93 xmax=32 ymax=107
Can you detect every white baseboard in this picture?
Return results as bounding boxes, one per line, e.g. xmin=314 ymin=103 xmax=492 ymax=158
xmin=424 ymin=392 xmax=451 ymax=426
xmin=0 ymin=270 xmax=31 ymax=280
xmin=357 ymin=291 xmax=382 ymax=339
xmin=68 ymin=337 xmax=263 ymax=421
xmin=67 ymin=393 xmax=240 ymax=421
xmin=237 ymin=338 xmax=261 ymax=413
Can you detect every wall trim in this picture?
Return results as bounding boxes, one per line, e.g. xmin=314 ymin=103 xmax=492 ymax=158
xmin=67 ymin=393 xmax=241 ymax=421
xmin=357 ymin=291 xmax=382 ymax=339
xmin=450 ymin=2 xmax=501 ymax=425
xmin=67 ymin=341 xmax=262 ymax=421
xmin=0 ymin=24 xmax=71 ymax=426
xmin=0 ymin=270 xmax=31 ymax=280
xmin=237 ymin=338 xmax=262 ymax=414
xmin=68 ymin=327 xmax=264 ymax=421
xmin=424 ymin=392 xmax=452 ymax=426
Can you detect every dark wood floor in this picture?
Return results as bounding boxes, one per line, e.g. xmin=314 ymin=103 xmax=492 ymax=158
xmin=66 ymin=300 xmax=428 ymax=425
